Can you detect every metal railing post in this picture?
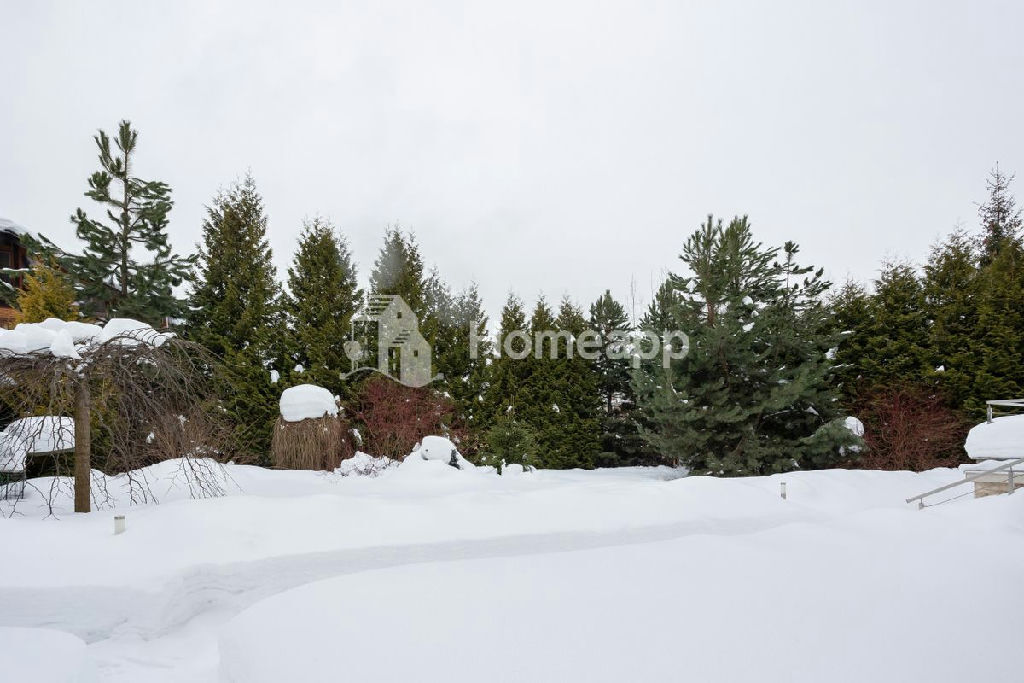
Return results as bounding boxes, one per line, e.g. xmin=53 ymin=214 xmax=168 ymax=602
xmin=1010 ymin=467 xmax=1015 ymax=495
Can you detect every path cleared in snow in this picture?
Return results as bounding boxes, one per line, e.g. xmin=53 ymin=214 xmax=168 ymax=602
xmin=2 ymin=458 xmax=1019 ymax=682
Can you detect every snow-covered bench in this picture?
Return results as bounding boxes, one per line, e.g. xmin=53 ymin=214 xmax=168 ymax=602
xmin=0 ymin=416 xmax=75 ymax=500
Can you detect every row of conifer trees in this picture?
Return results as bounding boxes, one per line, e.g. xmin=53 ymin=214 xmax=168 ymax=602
xmin=10 ymin=120 xmax=1023 ymax=473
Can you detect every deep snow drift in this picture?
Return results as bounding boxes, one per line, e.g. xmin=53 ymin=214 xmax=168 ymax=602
xmin=0 ymin=450 xmax=1021 ymax=683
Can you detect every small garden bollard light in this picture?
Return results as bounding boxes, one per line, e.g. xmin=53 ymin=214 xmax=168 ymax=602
xmin=114 ymin=515 xmax=126 ymax=535
xmin=780 ymin=482 xmax=787 ymax=500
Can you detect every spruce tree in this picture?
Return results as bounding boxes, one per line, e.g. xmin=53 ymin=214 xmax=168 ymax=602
xmin=484 ymin=293 xmax=531 ymax=420
xmin=482 ymin=415 xmax=540 ymax=473
xmin=369 ymin=227 xmax=426 ymax=316
xmin=187 ymin=175 xmax=284 ymax=462
xmin=969 ymin=241 xmax=1024 ymax=413
xmin=548 ymin=297 xmax=601 ymax=469
xmin=283 ymin=218 xmax=362 ymax=396
xmin=827 ymin=279 xmax=874 ymax=404
xmin=640 ymin=278 xmax=684 ymax=334
xmin=635 ymin=215 xmax=858 ymax=475
xmin=590 ymin=290 xmax=654 ymax=465
xmin=965 ymin=168 xmax=1024 ymax=413
xmin=436 ymin=283 xmax=492 ymax=435
xmin=923 ymin=230 xmax=981 ymax=408
xmin=515 ymin=297 xmax=560 ymax=467
xmin=978 ymin=165 xmax=1023 ymax=266
xmin=857 ymin=261 xmax=932 ymax=388
xmin=65 ymin=120 xmax=192 ymax=323
xmin=590 ymin=290 xmax=632 ymax=413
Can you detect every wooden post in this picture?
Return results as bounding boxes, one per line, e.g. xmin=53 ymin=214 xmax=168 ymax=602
xmin=74 ymin=378 xmax=91 ymax=513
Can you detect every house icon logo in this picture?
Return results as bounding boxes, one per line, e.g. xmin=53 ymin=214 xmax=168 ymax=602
xmin=342 ymin=295 xmax=438 ymax=388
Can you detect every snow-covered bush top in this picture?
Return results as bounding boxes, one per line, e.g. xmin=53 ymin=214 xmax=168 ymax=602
xmin=0 ymin=317 xmax=172 ymax=358
xmin=279 ymin=384 xmax=339 ymax=422
xmin=965 ymin=414 xmax=1024 ymax=461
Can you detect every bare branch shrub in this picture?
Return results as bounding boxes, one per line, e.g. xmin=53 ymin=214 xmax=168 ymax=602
xmin=354 ymin=376 xmax=463 ymax=459
xmin=271 ymin=413 xmax=355 ymax=470
xmin=850 ymin=385 xmax=969 ymax=471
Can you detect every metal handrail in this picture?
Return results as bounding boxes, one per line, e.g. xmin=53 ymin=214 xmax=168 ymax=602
xmin=906 ymin=457 xmax=1024 ymax=508
xmin=985 ymin=399 xmax=1024 ymax=423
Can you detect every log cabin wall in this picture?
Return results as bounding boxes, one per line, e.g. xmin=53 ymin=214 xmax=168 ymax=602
xmin=0 ymin=230 xmax=28 ymax=328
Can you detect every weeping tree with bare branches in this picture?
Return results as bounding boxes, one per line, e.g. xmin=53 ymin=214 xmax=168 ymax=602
xmin=1 ymin=324 xmax=234 ymax=513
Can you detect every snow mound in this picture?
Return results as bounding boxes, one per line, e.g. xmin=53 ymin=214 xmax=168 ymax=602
xmin=965 ymin=414 xmax=1024 ymax=461
xmin=99 ymin=318 xmax=170 ymax=347
xmin=844 ymin=416 xmax=865 ymax=437
xmin=0 ymin=317 xmax=167 ymax=356
xmin=37 ymin=318 xmax=103 ymax=343
xmin=0 ymin=627 xmax=93 ymax=682
xmin=335 ymin=452 xmax=399 ymax=477
xmin=408 ymin=435 xmax=471 ymax=468
xmin=279 ymin=384 xmax=339 ymax=422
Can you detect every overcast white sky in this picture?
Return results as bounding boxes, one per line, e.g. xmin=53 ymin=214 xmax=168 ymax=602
xmin=2 ymin=1 xmax=1023 ymax=323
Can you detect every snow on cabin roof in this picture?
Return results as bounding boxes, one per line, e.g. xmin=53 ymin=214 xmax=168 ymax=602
xmin=0 ymin=217 xmax=29 ymax=237
xmin=965 ymin=414 xmax=1024 ymax=461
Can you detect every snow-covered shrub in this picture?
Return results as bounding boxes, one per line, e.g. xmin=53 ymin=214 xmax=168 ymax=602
xmin=271 ymin=384 xmax=354 ymax=471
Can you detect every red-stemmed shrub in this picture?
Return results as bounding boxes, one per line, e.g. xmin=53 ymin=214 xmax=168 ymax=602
xmin=851 ymin=385 xmax=969 ymax=471
xmin=354 ymin=376 xmax=464 ymax=459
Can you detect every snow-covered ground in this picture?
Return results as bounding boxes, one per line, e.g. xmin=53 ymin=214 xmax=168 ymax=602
xmin=1 ymin=455 xmax=1022 ymax=682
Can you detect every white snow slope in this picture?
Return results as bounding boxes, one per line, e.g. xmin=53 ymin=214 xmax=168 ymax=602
xmin=0 ymin=458 xmax=1022 ymax=683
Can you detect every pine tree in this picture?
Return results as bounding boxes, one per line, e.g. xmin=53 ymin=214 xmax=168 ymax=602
xmin=64 ymin=120 xmax=191 ymax=323
xmin=283 ymin=218 xmax=362 ymax=396
xmin=15 ymin=258 xmax=79 ymax=323
xmin=635 ymin=216 xmax=858 ymax=475
xmin=978 ymin=165 xmax=1023 ymax=266
xmin=187 ymin=175 xmax=284 ymax=461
